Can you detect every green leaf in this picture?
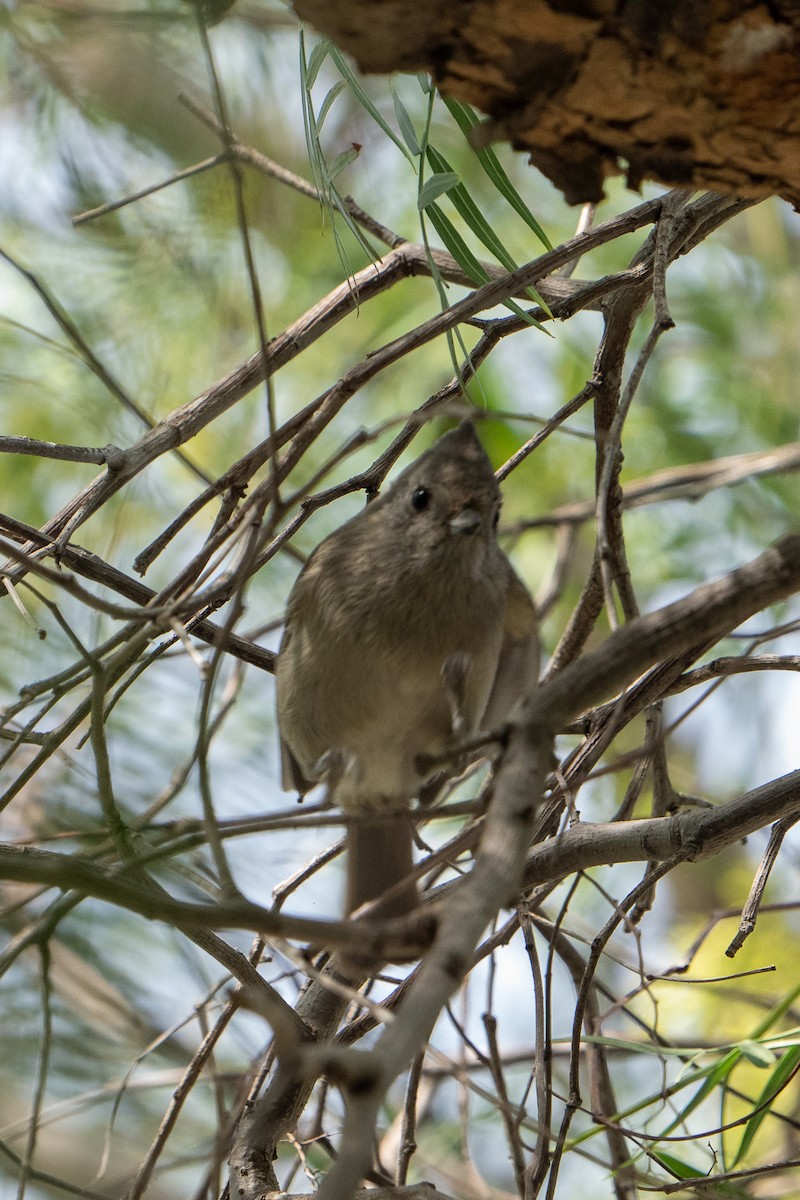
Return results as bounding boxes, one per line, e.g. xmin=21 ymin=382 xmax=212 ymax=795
xmin=733 ymin=1044 xmax=800 ymax=1166
xmin=426 ymin=146 xmax=516 ymax=268
xmin=442 ymin=95 xmax=482 ymax=137
xmin=658 ymin=1048 xmax=742 ymax=1140
xmin=304 ymin=38 xmax=330 ymax=89
xmin=442 ymin=95 xmax=552 ymax=250
xmin=317 ymin=80 xmax=346 ymax=132
xmin=327 ymin=44 xmax=415 ymax=163
xmin=390 ymin=83 xmax=420 ymax=156
xmin=418 ymin=171 xmax=461 ymax=211
xmin=298 ymin=31 xmax=326 ymax=195
xmin=328 ymin=146 xmax=360 ymax=181
xmin=298 ymin=31 xmax=376 ymax=274
xmin=651 ymin=1152 xmax=707 ymax=1180
xmin=424 ymin=204 xmax=547 ymax=332
xmin=424 ymin=145 xmax=550 ymax=315
xmin=423 ymin=203 xmax=490 ymax=284
xmin=750 ymin=979 xmax=800 ymax=1040
xmin=739 ymin=1040 xmax=778 ymax=1068
xmin=502 ymin=298 xmax=549 ymax=333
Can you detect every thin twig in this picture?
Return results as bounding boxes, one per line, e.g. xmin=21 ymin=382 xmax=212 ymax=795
xmin=726 ymin=812 xmax=800 ymax=957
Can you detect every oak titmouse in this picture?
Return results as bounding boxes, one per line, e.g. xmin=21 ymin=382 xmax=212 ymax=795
xmin=276 ymin=421 xmax=538 ymax=919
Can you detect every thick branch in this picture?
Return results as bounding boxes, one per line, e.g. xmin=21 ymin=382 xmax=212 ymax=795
xmin=533 ymin=534 xmax=800 ymax=732
xmin=523 ymin=769 xmax=800 ymax=889
xmin=0 ymin=843 xmax=429 ymax=960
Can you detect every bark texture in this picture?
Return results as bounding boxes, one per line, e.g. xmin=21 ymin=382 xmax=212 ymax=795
xmin=293 ymin=0 xmax=800 ymax=205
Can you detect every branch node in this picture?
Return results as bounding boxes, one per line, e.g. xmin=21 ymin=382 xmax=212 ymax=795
xmin=102 ymin=444 xmax=127 ymax=472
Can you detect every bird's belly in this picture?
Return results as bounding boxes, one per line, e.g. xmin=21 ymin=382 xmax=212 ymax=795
xmin=278 ymin=603 xmax=503 ymax=810
xmin=329 ymin=640 xmax=498 ymax=811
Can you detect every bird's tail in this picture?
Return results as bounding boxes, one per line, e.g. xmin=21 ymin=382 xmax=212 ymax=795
xmin=346 ymin=813 xmax=418 ymax=918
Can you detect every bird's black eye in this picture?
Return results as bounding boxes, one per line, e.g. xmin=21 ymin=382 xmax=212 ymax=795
xmin=411 ymin=486 xmax=431 ymax=512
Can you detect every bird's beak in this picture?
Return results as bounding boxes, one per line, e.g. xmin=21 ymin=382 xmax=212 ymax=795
xmin=448 ymin=508 xmax=482 ymax=535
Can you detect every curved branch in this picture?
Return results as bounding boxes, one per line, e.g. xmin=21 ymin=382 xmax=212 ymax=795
xmin=532 ymin=534 xmax=800 ymax=732
xmin=524 ymin=769 xmax=800 ymax=889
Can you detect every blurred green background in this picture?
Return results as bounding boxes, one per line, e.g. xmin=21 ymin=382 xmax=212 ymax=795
xmin=1 ymin=2 xmax=800 ymax=1196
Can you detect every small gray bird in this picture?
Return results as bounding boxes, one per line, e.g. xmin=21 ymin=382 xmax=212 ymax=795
xmin=276 ymin=421 xmax=538 ymax=919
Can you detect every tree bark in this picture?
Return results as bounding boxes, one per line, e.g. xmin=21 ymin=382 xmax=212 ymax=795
xmin=293 ymin=0 xmax=800 ymax=205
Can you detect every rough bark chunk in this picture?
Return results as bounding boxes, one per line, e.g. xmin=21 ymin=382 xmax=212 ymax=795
xmin=293 ymin=0 xmax=800 ymax=206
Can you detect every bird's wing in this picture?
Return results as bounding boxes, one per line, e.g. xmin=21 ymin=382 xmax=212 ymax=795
xmin=481 ymin=567 xmax=539 ymax=729
xmin=280 ymin=736 xmax=314 ymax=794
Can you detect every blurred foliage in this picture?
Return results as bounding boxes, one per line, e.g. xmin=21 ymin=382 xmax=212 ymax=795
xmin=1 ymin=2 xmax=800 ymax=1198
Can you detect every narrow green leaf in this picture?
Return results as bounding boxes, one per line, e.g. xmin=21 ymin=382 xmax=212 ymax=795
xmin=299 ymin=32 xmax=377 ymax=277
xmin=739 ymin=1040 xmax=777 ymax=1068
xmin=390 ymin=84 xmax=421 ymax=156
xmin=317 ymin=80 xmax=346 ymax=132
xmin=416 ymin=208 xmax=479 ymax=399
xmin=733 ymin=1044 xmax=800 ymax=1166
xmin=416 ymin=72 xmax=433 ymax=94
xmin=425 ymin=204 xmax=547 ymax=332
xmin=426 ymin=144 xmax=551 ymax=314
xmin=442 ymin=96 xmax=482 ymax=137
xmin=426 ymin=145 xmax=517 ymax=269
xmin=658 ymin=1049 xmax=741 ymax=1139
xmin=418 ymin=171 xmax=461 ymax=211
xmin=751 ymin=979 xmax=800 ymax=1040
xmin=327 ymin=44 xmax=415 ymax=163
xmin=298 ymin=32 xmax=326 ymax=196
xmin=443 ymin=95 xmax=552 ymax=250
xmin=328 ymin=146 xmax=360 ymax=181
xmin=501 ymin=297 xmax=549 ymax=333
xmin=416 ymin=79 xmax=436 ymax=159
xmin=329 ymin=188 xmax=378 ymax=259
xmin=762 ymin=1027 xmax=800 ymax=1050
xmin=304 ymin=38 xmax=330 ymax=89
xmin=651 ymin=1152 xmax=706 ymax=1180
xmin=424 ymin=203 xmax=490 ymax=285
